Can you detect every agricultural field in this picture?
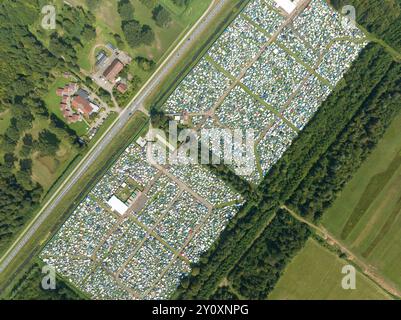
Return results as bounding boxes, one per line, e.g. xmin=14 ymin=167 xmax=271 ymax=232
xmin=322 ymin=111 xmax=401 ymax=292
xmin=161 ymin=0 xmax=368 ymax=184
xmin=269 ymin=239 xmax=391 ymax=300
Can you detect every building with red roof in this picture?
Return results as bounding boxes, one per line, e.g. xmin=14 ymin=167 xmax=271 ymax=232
xmin=71 ymin=95 xmax=94 ymax=117
xmin=56 ymin=88 xmax=64 ymax=97
xmin=116 ymin=82 xmax=128 ymax=94
xmin=103 ymin=59 xmax=124 ymax=83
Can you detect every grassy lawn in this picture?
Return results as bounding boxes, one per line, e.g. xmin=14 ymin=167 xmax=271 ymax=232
xmin=0 ymin=111 xmax=149 ymax=295
xmin=322 ymin=111 xmax=401 ymax=292
xmin=160 ymin=0 xmax=212 ymax=26
xmin=71 ymin=0 xmax=210 ymax=71
xmin=43 ymin=76 xmax=89 ymax=136
xmin=269 ymin=239 xmax=391 ymax=300
xmin=0 ymin=109 xmax=11 ymax=134
xmin=0 ymin=110 xmax=12 ymax=159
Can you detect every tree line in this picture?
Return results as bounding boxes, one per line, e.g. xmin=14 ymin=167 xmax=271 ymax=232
xmin=172 ymin=42 xmax=400 ymax=299
xmin=0 ymin=1 xmax=92 ymax=254
xmin=331 ymin=0 xmax=401 ymax=51
xmin=118 ymin=0 xmax=155 ymax=48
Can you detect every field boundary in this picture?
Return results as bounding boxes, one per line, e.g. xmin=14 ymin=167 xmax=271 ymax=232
xmin=281 ymin=205 xmax=400 ymax=298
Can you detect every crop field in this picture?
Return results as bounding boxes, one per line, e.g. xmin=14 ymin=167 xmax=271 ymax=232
xmin=268 ymin=239 xmax=391 ymax=300
xmin=322 ymin=112 xmax=401 ymax=292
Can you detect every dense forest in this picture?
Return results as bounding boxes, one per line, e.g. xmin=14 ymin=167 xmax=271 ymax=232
xmin=331 ymin=0 xmax=401 ymax=51
xmin=0 ymin=1 xmax=94 ymax=254
xmin=7 ymin=261 xmax=82 ymax=300
xmin=118 ymin=0 xmax=155 ymax=48
xmin=288 ymin=60 xmax=401 ymax=222
xmin=228 ymin=210 xmax=310 ymax=299
xmin=173 ymin=42 xmax=401 ymax=299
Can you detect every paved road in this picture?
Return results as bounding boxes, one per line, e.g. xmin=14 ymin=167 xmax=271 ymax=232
xmin=0 ymin=0 xmax=230 ymax=275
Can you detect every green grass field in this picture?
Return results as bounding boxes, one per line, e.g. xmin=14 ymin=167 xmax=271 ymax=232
xmin=43 ymin=76 xmax=89 ymax=136
xmin=0 ymin=110 xmax=12 ymax=159
xmin=70 ymin=0 xmax=211 ymax=72
xmin=31 ymin=141 xmax=78 ymax=192
xmin=269 ymin=239 xmax=391 ymax=300
xmin=322 ymin=111 xmax=401 ymax=292
xmin=0 ymin=112 xmax=149 ymax=295
xmin=0 ymin=110 xmax=11 ymax=134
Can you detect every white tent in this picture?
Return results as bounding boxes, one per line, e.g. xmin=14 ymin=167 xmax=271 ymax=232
xmin=274 ymin=0 xmax=297 ymax=14
xmin=107 ymin=195 xmax=128 ymax=215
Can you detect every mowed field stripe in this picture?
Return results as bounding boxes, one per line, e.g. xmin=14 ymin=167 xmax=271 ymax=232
xmin=350 ymin=165 xmax=401 ymax=249
xmin=340 ymin=151 xmax=401 ymax=240
xmin=362 ymin=194 xmax=401 ymax=258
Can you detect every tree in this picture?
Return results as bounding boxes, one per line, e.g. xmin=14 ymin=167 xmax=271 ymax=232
xmin=81 ymin=25 xmax=96 ymax=42
xmin=122 ymin=20 xmax=155 ymax=47
xmin=140 ymin=25 xmax=155 ymax=46
xmin=152 ymin=5 xmax=172 ymax=28
xmin=117 ymin=0 xmax=135 ymax=21
xmin=3 ymin=153 xmax=16 ymax=168
xmin=23 ymin=134 xmax=33 ymax=146
xmin=172 ymin=0 xmax=190 ymax=7
xmin=36 ymin=129 xmax=61 ymax=156
xmin=19 ymin=145 xmax=32 ymax=158
xmin=135 ymin=56 xmax=155 ymax=71
xmin=114 ymin=33 xmax=124 ymax=47
xmin=19 ymin=158 xmax=32 ymax=172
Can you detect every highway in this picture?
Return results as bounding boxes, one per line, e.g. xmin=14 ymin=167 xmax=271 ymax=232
xmin=0 ymin=0 xmax=230 ymax=275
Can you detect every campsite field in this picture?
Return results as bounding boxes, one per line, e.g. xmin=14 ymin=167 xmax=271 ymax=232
xmin=322 ymin=111 xmax=401 ymax=292
xmin=268 ymin=239 xmax=391 ymax=300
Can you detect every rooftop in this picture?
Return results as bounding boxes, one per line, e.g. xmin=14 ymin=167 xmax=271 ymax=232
xmin=107 ymin=195 xmax=129 ymax=215
xmin=103 ymin=59 xmax=125 ymax=83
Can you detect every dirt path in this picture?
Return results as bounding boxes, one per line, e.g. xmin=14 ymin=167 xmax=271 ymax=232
xmin=281 ymin=205 xmax=401 ymax=298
